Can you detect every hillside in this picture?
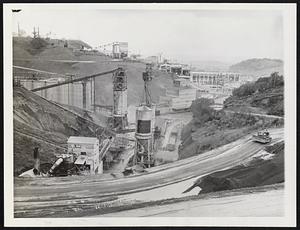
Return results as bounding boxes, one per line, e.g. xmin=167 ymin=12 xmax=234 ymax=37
xmin=229 ymin=58 xmax=283 ymax=77
xmin=13 ymin=87 xmax=109 ymax=176
xmin=224 ymin=72 xmax=284 ymax=116
xmin=179 ymin=72 xmax=284 ymax=160
xmin=13 ymin=37 xmax=175 ymax=107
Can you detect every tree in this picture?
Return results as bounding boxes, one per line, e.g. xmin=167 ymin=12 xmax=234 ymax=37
xmin=191 ymin=98 xmax=215 ymax=125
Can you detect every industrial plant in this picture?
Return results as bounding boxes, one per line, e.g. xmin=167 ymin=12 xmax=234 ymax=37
xmin=9 ymin=5 xmax=289 ymax=221
xmin=14 ymin=45 xmax=269 ymax=178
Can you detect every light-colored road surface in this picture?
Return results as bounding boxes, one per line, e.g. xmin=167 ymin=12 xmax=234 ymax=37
xmin=100 ymin=185 xmax=284 ymax=217
xmin=224 ymin=109 xmax=284 ymax=120
xmin=13 ymin=65 xmax=65 ymax=75
xmin=14 ymin=128 xmax=283 ymax=217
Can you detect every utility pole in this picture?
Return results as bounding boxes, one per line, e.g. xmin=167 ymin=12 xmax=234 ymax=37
xmin=33 ymin=27 xmax=37 ymax=38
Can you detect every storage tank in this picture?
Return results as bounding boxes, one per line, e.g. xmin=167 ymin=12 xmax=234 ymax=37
xmin=134 ymin=105 xmax=155 ymax=167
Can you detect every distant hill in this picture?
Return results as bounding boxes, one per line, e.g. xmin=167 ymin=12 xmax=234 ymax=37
xmin=229 ymin=58 xmax=283 ymax=77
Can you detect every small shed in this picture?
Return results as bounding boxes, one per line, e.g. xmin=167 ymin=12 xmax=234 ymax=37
xmin=67 ymin=136 xmax=101 ymax=174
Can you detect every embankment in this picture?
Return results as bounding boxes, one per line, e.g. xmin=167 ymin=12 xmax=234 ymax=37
xmin=184 ymin=141 xmax=284 ymax=194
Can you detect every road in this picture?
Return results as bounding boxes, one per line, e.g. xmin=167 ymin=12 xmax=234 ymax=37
xmin=13 ymin=65 xmax=65 ymax=76
xmin=224 ymin=109 xmax=284 ymax=120
xmin=14 ymin=128 xmax=283 ymax=217
xmin=99 ymin=184 xmax=284 ymax=217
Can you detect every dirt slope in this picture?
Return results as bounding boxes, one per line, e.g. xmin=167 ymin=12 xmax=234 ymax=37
xmin=13 ymin=87 xmax=107 ymax=175
xmin=184 ymin=141 xmax=284 ymax=194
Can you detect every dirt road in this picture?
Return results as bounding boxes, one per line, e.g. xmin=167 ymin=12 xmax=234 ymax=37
xmin=14 ymin=128 xmax=283 ymax=217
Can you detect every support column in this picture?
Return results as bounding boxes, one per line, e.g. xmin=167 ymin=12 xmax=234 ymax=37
xmin=82 ymin=80 xmax=87 ymax=109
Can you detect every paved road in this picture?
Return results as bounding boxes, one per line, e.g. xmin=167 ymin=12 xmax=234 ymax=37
xmin=14 ymin=128 xmax=283 ymax=217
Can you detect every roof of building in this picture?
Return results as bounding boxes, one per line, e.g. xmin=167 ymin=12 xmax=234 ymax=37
xmin=67 ymin=136 xmax=99 ymax=144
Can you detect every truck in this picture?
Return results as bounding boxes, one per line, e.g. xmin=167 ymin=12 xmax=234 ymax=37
xmin=252 ymin=130 xmax=272 ymax=144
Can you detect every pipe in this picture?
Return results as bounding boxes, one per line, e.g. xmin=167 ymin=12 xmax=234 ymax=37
xmin=48 ymin=158 xmax=64 ymax=175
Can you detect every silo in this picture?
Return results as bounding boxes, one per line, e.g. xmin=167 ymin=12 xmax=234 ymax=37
xmin=134 ymin=105 xmax=155 ymax=168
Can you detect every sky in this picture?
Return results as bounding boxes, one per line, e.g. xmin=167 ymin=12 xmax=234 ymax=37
xmin=11 ymin=6 xmax=284 ymax=64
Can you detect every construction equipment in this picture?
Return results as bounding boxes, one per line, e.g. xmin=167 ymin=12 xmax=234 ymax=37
xmin=252 ymin=129 xmax=272 ymax=144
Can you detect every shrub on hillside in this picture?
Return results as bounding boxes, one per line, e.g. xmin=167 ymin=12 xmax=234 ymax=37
xmin=191 ymin=98 xmax=215 ymax=125
xmin=28 ymin=37 xmax=48 ymax=55
xmin=232 ymin=82 xmax=256 ymax=97
xmin=232 ymin=72 xmax=284 ymax=97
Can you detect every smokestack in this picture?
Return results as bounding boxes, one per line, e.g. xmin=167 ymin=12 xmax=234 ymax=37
xmin=33 ymin=147 xmax=40 ymax=175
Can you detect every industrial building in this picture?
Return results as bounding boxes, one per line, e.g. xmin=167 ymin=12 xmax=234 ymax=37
xmin=189 ymin=71 xmax=245 ymax=101
xmin=159 ymin=86 xmax=197 ymax=111
xmin=97 ymin=42 xmax=128 ymax=59
xmin=159 ymin=63 xmax=190 ymax=78
xmin=68 ymin=136 xmax=103 ymax=175
xmin=190 ymin=71 xmax=241 ymax=86
xmin=19 ymin=78 xmax=95 ymax=111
